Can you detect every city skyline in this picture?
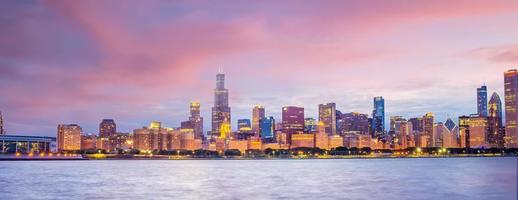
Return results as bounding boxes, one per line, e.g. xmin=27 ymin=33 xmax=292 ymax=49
xmin=1 ymin=1 xmax=518 ymax=136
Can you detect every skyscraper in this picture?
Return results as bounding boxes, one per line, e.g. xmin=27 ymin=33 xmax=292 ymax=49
xmin=394 ymin=118 xmax=409 ymax=150
xmin=342 ymin=112 xmax=370 ymax=134
xmin=252 ymin=105 xmax=265 ymax=136
xmin=505 ymin=69 xmax=518 ymax=148
xmin=318 ymin=103 xmax=337 ymax=136
xmin=371 ymin=96 xmax=385 ymax=135
xmin=282 ymin=106 xmax=304 ymax=144
xmin=390 ymin=116 xmax=404 ymax=132
xmin=304 ymin=118 xmax=317 ymax=133
xmin=211 ymin=73 xmax=231 ymax=138
xmin=99 ymin=119 xmax=116 ymax=138
xmin=189 ymin=101 xmax=204 ymax=139
xmin=488 ymin=92 xmax=504 ymax=147
xmin=444 ymin=118 xmax=456 ymax=133
xmin=477 ymin=85 xmax=488 ymax=117
xmin=0 ymin=111 xmax=4 ymax=135
xmin=237 ymin=119 xmax=252 ymax=132
xmin=57 ymin=124 xmax=82 ymax=151
xmin=423 ymin=112 xmax=434 ymax=147
xmin=259 ymin=117 xmax=275 ymax=141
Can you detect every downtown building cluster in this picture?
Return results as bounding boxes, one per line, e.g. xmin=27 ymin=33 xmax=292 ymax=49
xmin=5 ymin=69 xmax=516 ymax=154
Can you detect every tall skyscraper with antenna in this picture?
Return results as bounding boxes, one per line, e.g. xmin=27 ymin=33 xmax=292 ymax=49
xmin=211 ymin=72 xmax=231 ymax=138
xmin=477 ymin=85 xmax=488 ymax=117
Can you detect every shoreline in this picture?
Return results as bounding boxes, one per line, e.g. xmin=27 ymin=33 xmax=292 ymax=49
xmin=1 ymin=154 xmax=515 ymax=161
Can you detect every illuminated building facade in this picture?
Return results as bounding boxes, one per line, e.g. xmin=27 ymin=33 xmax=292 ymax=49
xmin=315 ymin=122 xmax=329 ymax=149
xmin=189 ymin=101 xmax=204 ymax=140
xmin=328 ymin=135 xmax=344 ymax=149
xmin=342 ymin=112 xmax=370 ymax=134
xmin=252 ymin=105 xmax=265 ymax=135
xmin=408 ymin=117 xmax=423 ymax=132
xmin=458 ymin=116 xmax=470 ymax=148
xmin=505 ymin=69 xmax=518 ymax=148
xmin=394 ymin=119 xmax=409 ymax=150
xmin=259 ymin=117 xmax=275 ymax=141
xmin=237 ymin=119 xmax=252 ymax=132
xmin=57 ymin=124 xmax=82 ymax=151
xmin=81 ymin=134 xmax=97 ymax=150
xmin=433 ymin=123 xmax=448 ymax=148
xmin=304 ymin=118 xmax=317 ymax=133
xmin=444 ymin=118 xmax=456 ymax=133
xmin=390 ymin=116 xmax=404 ymax=132
xmin=282 ymin=106 xmax=304 ymax=144
xmin=99 ymin=119 xmax=116 ymax=138
xmin=422 ymin=113 xmax=435 ymax=147
xmin=477 ymin=85 xmax=488 ymax=117
xmin=0 ymin=135 xmax=56 ymax=153
xmin=467 ymin=114 xmax=488 ymax=148
xmin=133 ymin=122 xmax=171 ymax=151
xmin=290 ymin=133 xmax=314 ymax=148
xmin=371 ymin=96 xmax=385 ymax=135
xmin=318 ymin=103 xmax=337 ymax=136
xmin=488 ymin=92 xmax=504 ymax=147
xmin=211 ymin=73 xmax=231 ymax=138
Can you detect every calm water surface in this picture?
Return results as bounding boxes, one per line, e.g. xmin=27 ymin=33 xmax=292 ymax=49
xmin=0 ymin=157 xmax=516 ymax=200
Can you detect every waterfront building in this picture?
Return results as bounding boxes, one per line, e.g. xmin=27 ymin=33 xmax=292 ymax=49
xmin=189 ymin=101 xmax=204 ymax=140
xmin=0 ymin=135 xmax=56 ymax=153
xmin=371 ymin=96 xmax=385 ymax=135
xmin=505 ymin=69 xmax=518 ymax=148
xmin=57 ymin=124 xmax=82 ymax=152
xmin=133 ymin=128 xmax=151 ymax=151
xmin=81 ymin=134 xmax=97 ymax=150
xmin=98 ymin=120 xmax=116 ymax=151
xmin=248 ymin=137 xmax=262 ymax=150
xmin=319 ymin=103 xmax=337 ymax=136
xmin=328 ymin=135 xmax=344 ymax=149
xmin=180 ymin=129 xmax=196 ymax=150
xmin=304 ymin=118 xmax=317 ymax=133
xmin=99 ymin=119 xmax=116 ymax=138
xmin=252 ymin=105 xmax=265 ymax=136
xmin=477 ymin=85 xmax=488 ymax=117
xmin=343 ymin=133 xmax=371 ymax=149
xmin=342 ymin=112 xmax=370 ymax=135
xmin=290 ymin=133 xmax=314 ymax=148
xmin=468 ymin=114 xmax=488 ymax=148
xmin=488 ymin=92 xmax=504 ymax=147
xmin=261 ymin=142 xmax=282 ymax=150
xmin=315 ymin=122 xmax=329 ymax=150
xmin=282 ymin=106 xmax=304 ymax=144
xmin=259 ymin=117 xmax=275 ymax=141
xmin=132 ymin=122 xmax=173 ymax=152
xmin=228 ymin=139 xmax=248 ymax=153
xmin=211 ymin=73 xmax=231 ymax=139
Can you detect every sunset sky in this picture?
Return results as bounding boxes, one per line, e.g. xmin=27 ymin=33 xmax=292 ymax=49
xmin=1 ymin=0 xmax=518 ymax=136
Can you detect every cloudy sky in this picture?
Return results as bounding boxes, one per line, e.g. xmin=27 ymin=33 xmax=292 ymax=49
xmin=1 ymin=0 xmax=518 ymax=136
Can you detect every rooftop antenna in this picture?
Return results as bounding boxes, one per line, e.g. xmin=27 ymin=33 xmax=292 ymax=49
xmin=218 ymin=67 xmax=223 ymax=74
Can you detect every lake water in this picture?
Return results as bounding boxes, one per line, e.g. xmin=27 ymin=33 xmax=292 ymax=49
xmin=0 ymin=157 xmax=516 ymax=200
